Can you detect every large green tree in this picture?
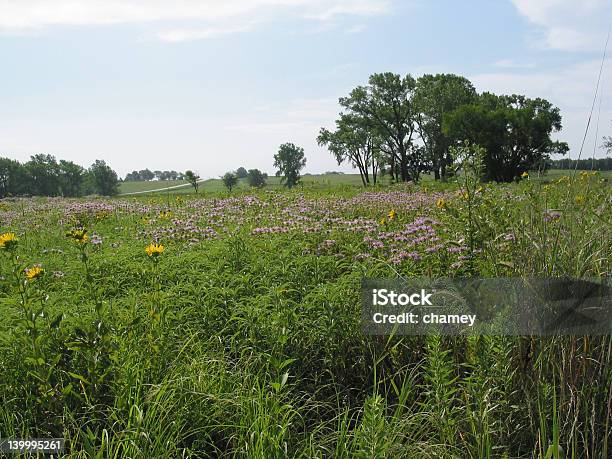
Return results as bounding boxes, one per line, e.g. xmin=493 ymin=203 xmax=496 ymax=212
xmin=414 ymin=74 xmax=477 ymax=180
xmin=339 ymin=73 xmax=424 ymax=182
xmin=274 ymin=143 xmax=306 ymax=188
xmin=0 ymin=157 xmax=27 ymax=197
xmin=444 ymin=93 xmax=569 ymax=182
xmin=89 ymin=160 xmax=119 ymax=195
xmin=58 ymin=160 xmax=85 ymax=197
xmin=25 ymin=154 xmax=61 ymax=196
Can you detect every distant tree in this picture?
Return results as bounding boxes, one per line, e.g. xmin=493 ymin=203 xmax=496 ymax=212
xmin=235 ymin=167 xmax=248 ymax=179
xmin=414 ymin=73 xmax=477 ymax=180
xmin=125 ymin=171 xmax=141 ymax=181
xmin=154 ymin=170 xmax=163 ymax=180
xmin=25 ymin=154 xmax=61 ymax=196
xmin=222 ymin=172 xmax=238 ymax=192
xmin=89 ymin=160 xmax=119 ymax=195
xmin=443 ymin=93 xmax=569 ymax=182
xmin=247 ymin=169 xmax=267 ymax=188
xmin=185 ymin=170 xmax=200 ymax=193
xmin=58 ymin=160 xmax=85 ymax=197
xmin=0 ymin=157 xmax=27 ymax=197
xmin=274 ymin=143 xmax=306 ymax=188
xmin=139 ymin=169 xmax=155 ymax=181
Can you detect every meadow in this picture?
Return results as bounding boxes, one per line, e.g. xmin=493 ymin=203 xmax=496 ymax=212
xmin=0 ymin=171 xmax=610 ymax=458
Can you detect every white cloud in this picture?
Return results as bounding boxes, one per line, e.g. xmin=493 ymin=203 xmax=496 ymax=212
xmin=0 ymin=1 xmax=391 ymax=39
xmin=511 ymin=0 xmax=611 ymax=51
xmin=493 ymin=59 xmax=535 ymax=69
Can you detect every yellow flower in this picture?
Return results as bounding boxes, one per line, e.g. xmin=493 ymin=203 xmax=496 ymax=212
xmin=145 ymin=243 xmax=165 ymax=257
xmin=0 ymin=232 xmax=18 ymax=250
xmin=388 ymin=209 xmax=397 ymax=220
xmin=379 ymin=218 xmax=387 ymax=226
xmin=436 ymin=198 xmax=446 ymax=209
xmin=25 ymin=265 xmax=44 ymax=280
xmin=66 ymin=228 xmax=89 ymax=244
xmin=521 ymin=171 xmax=529 ymax=178
xmin=574 ymin=195 xmax=585 ymax=205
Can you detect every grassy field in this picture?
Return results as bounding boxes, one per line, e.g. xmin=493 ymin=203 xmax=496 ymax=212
xmin=118 ymin=170 xmax=611 ymax=195
xmin=1 ymin=171 xmax=610 ymax=457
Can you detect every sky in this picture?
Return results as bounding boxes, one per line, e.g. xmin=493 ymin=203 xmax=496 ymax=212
xmin=0 ymin=0 xmax=610 ymax=178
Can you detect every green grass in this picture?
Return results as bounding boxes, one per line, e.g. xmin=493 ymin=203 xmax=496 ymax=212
xmin=1 ymin=171 xmax=610 ymax=457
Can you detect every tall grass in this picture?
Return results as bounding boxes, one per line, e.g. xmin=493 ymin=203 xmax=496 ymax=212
xmin=0 ymin=171 xmax=609 ymax=457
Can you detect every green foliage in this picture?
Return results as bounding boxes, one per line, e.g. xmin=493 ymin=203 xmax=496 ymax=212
xmin=88 ymin=160 xmax=119 ymax=196
xmin=247 ymin=168 xmax=267 ymax=188
xmin=0 ymin=176 xmax=609 ymax=457
xmin=443 ymin=93 xmax=569 ymax=182
xmin=235 ymin=167 xmax=248 ymax=179
xmin=184 ymin=170 xmax=200 ymax=193
xmin=274 ymin=142 xmax=306 ymax=188
xmin=221 ymin=171 xmax=238 ymax=192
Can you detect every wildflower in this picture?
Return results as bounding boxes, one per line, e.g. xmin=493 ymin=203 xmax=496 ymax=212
xmin=504 ymin=233 xmax=516 ymax=242
xmin=436 ymin=198 xmax=446 ymax=209
xmin=145 ymin=243 xmax=165 ymax=257
xmin=379 ymin=217 xmax=387 ymax=226
xmin=574 ymin=195 xmax=585 ymax=205
xmin=0 ymin=232 xmax=18 ymax=250
xmin=388 ymin=209 xmax=397 ymax=221
xmin=66 ymin=228 xmax=89 ymax=244
xmin=25 ymin=265 xmax=44 ymax=280
xmin=521 ymin=171 xmax=529 ymax=178
xmin=543 ymin=210 xmax=561 ymax=222
xmin=90 ymin=234 xmax=103 ymax=245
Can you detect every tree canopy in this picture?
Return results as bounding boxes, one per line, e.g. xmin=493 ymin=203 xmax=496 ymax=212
xmin=274 ymin=143 xmax=306 ymax=188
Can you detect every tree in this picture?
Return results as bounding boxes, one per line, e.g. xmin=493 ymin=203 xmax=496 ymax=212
xmin=58 ymin=160 xmax=85 ymax=197
xmin=318 ymin=113 xmax=379 ymax=186
xmin=247 ymin=169 xmax=267 ymax=188
xmin=125 ymin=171 xmax=141 ymax=181
xmin=139 ymin=169 xmax=155 ymax=181
xmin=443 ymin=93 xmax=569 ymax=182
xmin=339 ymin=73 xmax=425 ymax=182
xmin=24 ymin=154 xmax=61 ymax=196
xmin=89 ymin=160 xmax=119 ymax=195
xmin=235 ymin=167 xmax=248 ymax=179
xmin=274 ymin=143 xmax=306 ymax=188
xmin=222 ymin=172 xmax=238 ymax=192
xmin=185 ymin=170 xmax=200 ymax=193
xmin=0 ymin=157 xmax=27 ymax=197
xmin=414 ymin=74 xmax=477 ymax=180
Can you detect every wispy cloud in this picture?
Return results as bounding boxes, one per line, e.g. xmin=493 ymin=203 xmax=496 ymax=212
xmin=510 ymin=0 xmax=611 ymax=52
xmin=493 ymin=59 xmax=536 ymax=69
xmin=0 ymin=0 xmax=392 ymax=40
xmin=156 ymin=24 xmax=254 ymax=42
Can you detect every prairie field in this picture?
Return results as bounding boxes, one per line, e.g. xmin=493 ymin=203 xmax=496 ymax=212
xmin=0 ymin=172 xmax=610 ymax=458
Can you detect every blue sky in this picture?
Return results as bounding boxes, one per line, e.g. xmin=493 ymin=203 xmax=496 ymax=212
xmin=1 ymin=0 xmax=610 ymax=178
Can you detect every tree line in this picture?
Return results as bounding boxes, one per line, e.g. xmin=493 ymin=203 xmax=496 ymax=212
xmin=124 ymin=169 xmax=185 ymax=181
xmin=318 ymin=72 xmax=573 ymax=184
xmin=0 ymin=154 xmax=119 ymax=198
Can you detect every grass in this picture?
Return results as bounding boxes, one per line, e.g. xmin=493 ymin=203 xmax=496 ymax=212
xmin=0 ymin=170 xmax=610 ymax=457
xmin=118 ymin=170 xmax=611 ymax=196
